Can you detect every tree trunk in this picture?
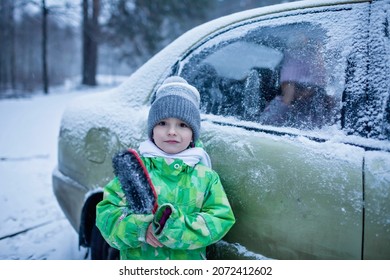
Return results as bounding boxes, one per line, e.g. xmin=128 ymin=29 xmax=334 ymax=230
xmin=0 ymin=0 xmax=15 ymax=93
xmin=82 ymin=0 xmax=99 ymax=86
xmin=10 ymin=2 xmax=15 ymax=91
xmin=42 ymin=0 xmax=49 ymax=94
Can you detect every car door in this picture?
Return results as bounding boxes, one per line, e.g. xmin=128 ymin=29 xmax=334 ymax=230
xmin=364 ymin=151 xmax=390 ymax=259
xmin=176 ymin=2 xmax=371 ymax=259
xmin=361 ymin=0 xmax=390 ymax=260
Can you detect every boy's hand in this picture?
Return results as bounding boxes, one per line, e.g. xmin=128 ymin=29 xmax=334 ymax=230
xmin=146 ymin=223 xmax=163 ymax=248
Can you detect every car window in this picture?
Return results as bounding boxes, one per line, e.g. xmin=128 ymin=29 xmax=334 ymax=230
xmin=178 ymin=4 xmax=369 ymax=132
xmin=368 ymin=1 xmax=390 ymax=141
xmin=385 ymin=6 xmax=390 ymax=140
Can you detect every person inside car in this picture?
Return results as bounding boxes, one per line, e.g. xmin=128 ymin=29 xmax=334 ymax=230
xmin=260 ymin=35 xmax=334 ymax=129
xmin=95 ymin=76 xmax=235 ymax=260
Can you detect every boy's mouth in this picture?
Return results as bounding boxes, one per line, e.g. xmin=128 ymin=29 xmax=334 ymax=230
xmin=164 ymin=140 xmax=179 ymax=144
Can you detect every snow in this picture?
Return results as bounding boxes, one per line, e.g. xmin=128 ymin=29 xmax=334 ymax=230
xmin=0 ymin=78 xmax=125 ymax=260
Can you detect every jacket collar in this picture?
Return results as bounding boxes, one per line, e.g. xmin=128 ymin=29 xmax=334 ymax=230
xmin=138 ymin=140 xmax=212 ymax=168
xmin=146 ymin=156 xmax=189 ymax=176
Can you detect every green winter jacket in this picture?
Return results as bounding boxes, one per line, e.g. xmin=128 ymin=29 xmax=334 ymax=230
xmin=96 ymin=156 xmax=235 ymax=260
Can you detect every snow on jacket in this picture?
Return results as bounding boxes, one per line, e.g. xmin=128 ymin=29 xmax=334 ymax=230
xmin=96 ymin=155 xmax=235 ymax=260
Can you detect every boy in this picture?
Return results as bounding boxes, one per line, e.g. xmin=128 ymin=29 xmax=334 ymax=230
xmin=96 ymin=76 xmax=235 ymax=260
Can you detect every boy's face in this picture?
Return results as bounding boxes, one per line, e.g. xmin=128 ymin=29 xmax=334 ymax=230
xmin=152 ymin=118 xmax=193 ymax=154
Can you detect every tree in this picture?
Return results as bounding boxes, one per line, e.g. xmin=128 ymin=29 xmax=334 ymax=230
xmin=100 ymin=0 xmax=299 ymax=71
xmin=102 ymin=0 xmax=212 ymax=70
xmin=0 ymin=0 xmax=16 ymax=93
xmin=0 ymin=0 xmax=80 ymax=96
xmin=82 ymin=0 xmax=100 ymax=86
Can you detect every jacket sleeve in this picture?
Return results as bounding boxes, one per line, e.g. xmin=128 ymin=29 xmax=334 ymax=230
xmin=95 ymin=177 xmax=153 ymax=250
xmin=153 ymin=172 xmax=235 ymax=250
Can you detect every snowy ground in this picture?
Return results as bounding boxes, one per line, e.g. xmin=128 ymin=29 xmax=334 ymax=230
xmin=0 ymin=77 xmax=125 ymax=260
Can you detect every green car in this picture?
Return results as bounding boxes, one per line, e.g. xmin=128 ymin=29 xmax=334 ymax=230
xmin=52 ymin=0 xmax=390 ymax=260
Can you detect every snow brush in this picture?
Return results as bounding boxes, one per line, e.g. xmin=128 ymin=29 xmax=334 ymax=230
xmin=112 ymin=149 xmax=158 ymax=214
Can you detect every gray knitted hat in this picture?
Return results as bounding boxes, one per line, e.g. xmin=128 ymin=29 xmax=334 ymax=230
xmin=148 ymin=76 xmax=201 ymax=141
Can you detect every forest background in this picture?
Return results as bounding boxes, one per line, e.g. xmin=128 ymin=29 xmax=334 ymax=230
xmin=0 ymin=0 xmax=298 ymax=98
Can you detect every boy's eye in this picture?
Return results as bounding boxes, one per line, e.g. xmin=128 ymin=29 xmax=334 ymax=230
xmin=180 ymin=122 xmax=189 ymax=128
xmin=158 ymin=121 xmax=166 ymax=126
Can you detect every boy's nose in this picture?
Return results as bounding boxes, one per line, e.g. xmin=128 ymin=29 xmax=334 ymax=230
xmin=167 ymin=125 xmax=177 ymax=135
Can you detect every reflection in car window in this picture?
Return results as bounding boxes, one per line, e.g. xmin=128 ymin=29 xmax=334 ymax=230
xmin=179 ymin=9 xmax=361 ymax=131
xmin=259 ymin=32 xmax=336 ymax=129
